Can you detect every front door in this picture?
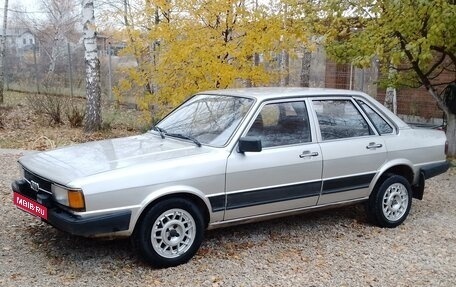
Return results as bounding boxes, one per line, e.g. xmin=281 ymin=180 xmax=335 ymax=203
xmin=225 ymin=99 xmax=323 ymax=220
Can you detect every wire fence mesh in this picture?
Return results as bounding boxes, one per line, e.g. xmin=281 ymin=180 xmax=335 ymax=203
xmin=5 ymin=43 xmax=380 ymax=104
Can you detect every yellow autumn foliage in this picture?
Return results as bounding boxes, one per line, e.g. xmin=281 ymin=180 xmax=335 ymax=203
xmin=113 ymin=0 xmax=311 ymax=122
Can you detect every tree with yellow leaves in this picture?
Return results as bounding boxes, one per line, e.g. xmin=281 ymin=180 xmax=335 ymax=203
xmin=114 ymin=0 xmax=310 ymax=121
xmin=291 ymin=0 xmax=456 ymax=156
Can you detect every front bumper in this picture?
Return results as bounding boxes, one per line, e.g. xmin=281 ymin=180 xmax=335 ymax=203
xmin=12 ymin=179 xmax=131 ymax=237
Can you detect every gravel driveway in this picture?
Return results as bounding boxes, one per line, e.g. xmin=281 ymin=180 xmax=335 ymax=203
xmin=1 ymin=149 xmax=455 ymax=287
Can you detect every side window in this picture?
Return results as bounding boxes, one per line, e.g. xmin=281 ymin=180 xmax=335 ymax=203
xmin=356 ymin=100 xmax=394 ymax=134
xmin=312 ymin=100 xmax=372 ymax=140
xmin=246 ymin=101 xmax=311 ymax=148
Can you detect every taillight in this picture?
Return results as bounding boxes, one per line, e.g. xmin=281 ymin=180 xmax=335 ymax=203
xmin=445 ymin=140 xmax=449 ymax=156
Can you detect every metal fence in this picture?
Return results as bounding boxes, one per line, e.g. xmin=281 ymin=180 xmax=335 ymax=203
xmin=4 ymin=43 xmax=379 ymax=106
xmin=5 ymin=43 xmax=110 ymax=99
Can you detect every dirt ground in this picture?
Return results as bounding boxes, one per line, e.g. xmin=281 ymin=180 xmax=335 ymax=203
xmin=1 ymin=92 xmax=456 ymax=286
xmin=1 ymin=149 xmax=455 ymax=287
xmin=0 ymin=92 xmax=140 ymax=150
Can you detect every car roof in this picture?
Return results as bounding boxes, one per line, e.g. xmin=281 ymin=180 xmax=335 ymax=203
xmin=197 ymin=87 xmax=410 ymax=130
xmin=198 ymin=87 xmax=369 ymax=100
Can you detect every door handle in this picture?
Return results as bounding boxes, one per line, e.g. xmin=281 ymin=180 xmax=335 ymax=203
xmin=366 ymin=142 xmax=383 ymax=149
xmin=299 ymin=151 xmax=319 ymax=158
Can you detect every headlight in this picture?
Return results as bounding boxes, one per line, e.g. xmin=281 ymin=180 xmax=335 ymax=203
xmin=51 ymin=184 xmax=85 ymax=210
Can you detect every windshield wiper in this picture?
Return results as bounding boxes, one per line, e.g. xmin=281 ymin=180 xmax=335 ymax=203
xmin=152 ymin=127 xmax=201 ymax=147
xmin=152 ymin=126 xmax=166 ymax=139
xmin=166 ymin=133 xmax=202 ymax=147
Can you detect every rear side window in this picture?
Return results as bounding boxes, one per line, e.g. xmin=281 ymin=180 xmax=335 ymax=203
xmin=312 ymin=100 xmax=372 ymax=140
xmin=357 ymin=100 xmax=393 ymax=134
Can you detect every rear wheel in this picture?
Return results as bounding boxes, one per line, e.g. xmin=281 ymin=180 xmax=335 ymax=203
xmin=367 ymin=175 xmax=412 ymax=228
xmin=133 ymin=198 xmax=204 ymax=268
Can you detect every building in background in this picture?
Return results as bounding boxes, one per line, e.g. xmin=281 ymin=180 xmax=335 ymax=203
xmin=1 ymin=27 xmax=38 ymax=56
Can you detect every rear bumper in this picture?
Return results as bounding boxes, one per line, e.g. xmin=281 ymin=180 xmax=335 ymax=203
xmin=412 ymin=161 xmax=450 ymax=200
xmin=12 ymin=179 xmax=131 ymax=237
xmin=421 ymin=161 xmax=450 ymax=179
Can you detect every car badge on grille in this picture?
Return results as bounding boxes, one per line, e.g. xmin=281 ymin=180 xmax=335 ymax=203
xmin=30 ymin=180 xmax=40 ymax=192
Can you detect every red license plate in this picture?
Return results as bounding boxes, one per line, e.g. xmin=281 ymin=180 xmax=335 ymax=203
xmin=13 ymin=192 xmax=48 ymax=220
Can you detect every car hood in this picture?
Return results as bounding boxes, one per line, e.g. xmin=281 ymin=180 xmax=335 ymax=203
xmin=19 ymin=133 xmax=211 ymax=186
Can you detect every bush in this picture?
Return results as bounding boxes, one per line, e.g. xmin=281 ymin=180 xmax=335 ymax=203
xmin=0 ymin=108 xmax=6 ymax=129
xmin=0 ymin=105 xmax=13 ymax=129
xmin=27 ymin=93 xmax=66 ymax=125
xmin=66 ymin=105 xmax=85 ymax=128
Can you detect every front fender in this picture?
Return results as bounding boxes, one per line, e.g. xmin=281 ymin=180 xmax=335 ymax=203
xmin=129 ymin=185 xmax=218 ymax=232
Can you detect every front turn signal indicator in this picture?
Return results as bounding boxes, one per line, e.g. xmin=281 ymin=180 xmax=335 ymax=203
xmin=68 ymin=190 xmax=85 ymax=210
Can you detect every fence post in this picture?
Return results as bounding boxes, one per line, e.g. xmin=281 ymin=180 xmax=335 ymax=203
xmin=67 ymin=42 xmax=74 ymax=97
xmin=107 ymin=43 xmax=113 ymax=102
xmin=349 ymin=63 xmax=353 ymax=90
xmin=5 ymin=67 xmax=8 ymax=90
xmin=33 ymin=44 xmax=40 ymax=94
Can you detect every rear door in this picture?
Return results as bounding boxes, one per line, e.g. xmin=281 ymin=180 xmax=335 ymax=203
xmin=310 ymin=97 xmax=388 ymax=205
xmin=224 ymin=99 xmax=323 ymax=220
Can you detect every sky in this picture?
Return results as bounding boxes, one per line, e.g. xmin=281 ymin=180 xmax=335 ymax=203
xmin=0 ymin=0 xmax=43 ymax=23
xmin=0 ymin=0 xmax=276 ymax=26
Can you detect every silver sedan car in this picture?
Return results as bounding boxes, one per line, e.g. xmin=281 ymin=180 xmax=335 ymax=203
xmin=12 ymin=88 xmax=449 ymax=267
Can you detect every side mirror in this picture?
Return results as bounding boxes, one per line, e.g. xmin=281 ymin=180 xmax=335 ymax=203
xmin=238 ymin=136 xmax=262 ymax=153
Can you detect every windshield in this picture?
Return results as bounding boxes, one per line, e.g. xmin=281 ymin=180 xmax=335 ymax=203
xmin=156 ymin=94 xmax=254 ymax=147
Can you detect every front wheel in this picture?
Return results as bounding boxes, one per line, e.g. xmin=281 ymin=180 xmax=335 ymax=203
xmin=133 ymin=198 xmax=205 ymax=268
xmin=367 ymin=175 xmax=412 ymax=228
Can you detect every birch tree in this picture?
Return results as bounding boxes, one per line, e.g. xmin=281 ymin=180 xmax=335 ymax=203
xmin=0 ymin=0 xmax=9 ymax=104
xmin=82 ymin=0 xmax=102 ymax=132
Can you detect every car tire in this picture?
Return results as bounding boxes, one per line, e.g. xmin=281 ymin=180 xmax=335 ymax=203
xmin=133 ymin=198 xmax=204 ymax=268
xmin=367 ymin=175 xmax=412 ymax=228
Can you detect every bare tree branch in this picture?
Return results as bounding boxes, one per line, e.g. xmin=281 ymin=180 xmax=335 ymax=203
xmin=395 ymin=31 xmax=448 ymax=113
xmin=424 ymin=53 xmax=446 ymax=77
